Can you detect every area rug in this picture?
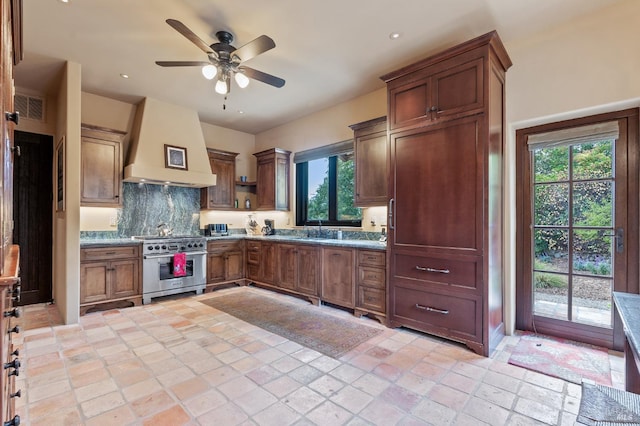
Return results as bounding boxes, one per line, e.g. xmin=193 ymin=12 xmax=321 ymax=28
xmin=508 ymin=332 xmax=612 ymax=386
xmin=200 ymin=291 xmax=383 ymax=358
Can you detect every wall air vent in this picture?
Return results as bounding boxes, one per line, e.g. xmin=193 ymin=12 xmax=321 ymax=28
xmin=14 ymin=93 xmax=45 ymax=122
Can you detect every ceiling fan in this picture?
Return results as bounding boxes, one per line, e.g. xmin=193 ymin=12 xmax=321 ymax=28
xmin=156 ymin=19 xmax=285 ymax=95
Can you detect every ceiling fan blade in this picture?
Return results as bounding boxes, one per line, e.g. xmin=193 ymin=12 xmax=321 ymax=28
xmin=241 ymin=67 xmax=285 ymax=88
xmin=155 ymin=61 xmax=211 ymax=67
xmin=232 ymin=35 xmax=276 ymax=63
xmin=166 ymin=19 xmax=213 ymax=54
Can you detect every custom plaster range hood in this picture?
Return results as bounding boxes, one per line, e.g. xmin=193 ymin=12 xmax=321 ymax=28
xmin=124 ymin=97 xmax=216 ymax=187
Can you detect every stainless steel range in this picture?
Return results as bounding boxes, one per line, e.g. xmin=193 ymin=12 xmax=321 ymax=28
xmin=133 ymin=235 xmax=207 ymax=304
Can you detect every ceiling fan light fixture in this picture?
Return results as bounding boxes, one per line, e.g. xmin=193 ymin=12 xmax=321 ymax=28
xmin=202 ymin=64 xmax=217 ymax=80
xmin=215 ymin=78 xmax=229 ymax=95
xmin=234 ymin=72 xmax=250 ymax=89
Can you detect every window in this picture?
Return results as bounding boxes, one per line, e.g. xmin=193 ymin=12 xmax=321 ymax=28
xmin=295 ymin=141 xmax=362 ymax=227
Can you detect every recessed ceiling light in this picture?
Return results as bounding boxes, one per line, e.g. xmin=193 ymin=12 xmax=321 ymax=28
xmin=120 ymin=73 xmax=129 ymax=79
xmin=58 ymin=0 xmax=70 ymax=3
xmin=389 ymin=32 xmax=402 ymax=40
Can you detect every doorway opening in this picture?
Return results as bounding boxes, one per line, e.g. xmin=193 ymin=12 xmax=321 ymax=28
xmin=13 ymin=131 xmax=54 ymax=305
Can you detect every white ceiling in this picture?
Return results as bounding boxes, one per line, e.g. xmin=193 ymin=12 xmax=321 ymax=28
xmin=15 ymin=0 xmax=624 ymax=134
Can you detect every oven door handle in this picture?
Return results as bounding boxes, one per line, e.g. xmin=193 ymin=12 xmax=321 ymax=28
xmin=143 ymin=251 xmax=208 ymax=260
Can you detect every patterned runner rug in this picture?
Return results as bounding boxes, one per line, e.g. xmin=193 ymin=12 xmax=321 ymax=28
xmin=508 ymin=332 xmax=612 ymax=386
xmin=200 ymin=290 xmax=383 ymax=358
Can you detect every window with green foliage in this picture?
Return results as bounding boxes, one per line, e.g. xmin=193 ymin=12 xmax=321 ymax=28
xmin=295 ymin=149 xmax=361 ymax=227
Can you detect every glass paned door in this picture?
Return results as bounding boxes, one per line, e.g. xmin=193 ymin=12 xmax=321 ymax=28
xmin=532 ymin=140 xmax=615 ymax=328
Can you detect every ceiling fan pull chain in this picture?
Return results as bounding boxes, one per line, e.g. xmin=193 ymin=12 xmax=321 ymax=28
xmin=223 ymin=95 xmax=228 ymax=110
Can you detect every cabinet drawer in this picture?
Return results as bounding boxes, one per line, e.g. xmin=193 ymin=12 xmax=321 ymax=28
xmin=207 ymin=240 xmax=243 ymax=253
xmin=393 ymin=253 xmax=479 ymax=291
xmin=81 ymin=245 xmax=140 ymax=261
xmin=358 ymin=266 xmax=385 ymax=289
xmin=358 ymin=286 xmax=385 ymax=314
xmin=358 ymin=250 xmax=386 ymax=267
xmin=393 ymin=286 xmax=481 ymax=341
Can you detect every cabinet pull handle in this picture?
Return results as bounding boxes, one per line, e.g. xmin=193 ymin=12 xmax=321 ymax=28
xmin=11 ymin=145 xmax=20 ymax=157
xmin=388 ymin=198 xmax=395 ymax=230
xmin=104 ymin=251 xmax=116 ymax=255
xmin=5 ymin=111 xmax=19 ymax=124
xmin=415 ymin=266 xmax=450 ymax=274
xmin=415 ymin=304 xmax=449 ymax=315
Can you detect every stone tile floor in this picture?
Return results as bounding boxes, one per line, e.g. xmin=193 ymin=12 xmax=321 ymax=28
xmin=13 ymin=286 xmax=625 ymax=425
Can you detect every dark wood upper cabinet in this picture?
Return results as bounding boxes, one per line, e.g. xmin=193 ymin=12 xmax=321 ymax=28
xmin=382 ymin=31 xmax=512 ymax=357
xmin=383 ymin=37 xmax=508 ymax=132
xmin=80 ymin=124 xmax=126 ymax=207
xmin=350 ymin=116 xmax=387 ymax=207
xmin=201 ymin=149 xmax=238 ymax=210
xmin=254 ymin=148 xmax=291 ymax=211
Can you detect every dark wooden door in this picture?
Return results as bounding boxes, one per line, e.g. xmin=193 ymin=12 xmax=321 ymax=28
xmin=13 ymin=131 xmax=53 ymax=305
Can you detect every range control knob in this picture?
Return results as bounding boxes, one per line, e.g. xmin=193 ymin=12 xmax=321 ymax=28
xmin=181 ymin=246 xmax=186 ymax=250
xmin=161 ymin=245 xmax=167 ymax=250
xmin=155 ymin=245 xmax=160 ymax=250
xmin=147 ymin=246 xmax=153 ymax=251
xmin=187 ymin=243 xmax=193 ymax=248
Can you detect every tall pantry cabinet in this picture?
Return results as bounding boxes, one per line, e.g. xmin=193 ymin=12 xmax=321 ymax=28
xmin=381 ymin=31 xmax=511 ymax=356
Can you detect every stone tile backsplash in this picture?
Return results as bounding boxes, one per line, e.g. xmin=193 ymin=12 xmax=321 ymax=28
xmin=117 ymin=183 xmax=200 ymax=237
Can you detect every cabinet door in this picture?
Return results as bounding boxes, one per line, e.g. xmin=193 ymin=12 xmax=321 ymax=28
xmin=225 ymin=250 xmax=244 ymax=281
xmin=261 ymin=242 xmax=276 ymax=284
xmin=110 ymin=258 xmax=140 ymax=299
xmin=256 ymin=157 xmax=275 ymax=210
xmin=355 ymin=131 xmax=387 ymax=206
xmin=207 ymin=252 xmax=225 ymax=283
xmin=431 ymin=57 xmax=484 ymax=121
xmin=277 ymin=244 xmax=297 ymax=290
xmin=81 ymin=137 xmax=122 ymax=206
xmin=201 ymin=150 xmax=237 ymax=209
xmin=390 ymin=117 xmax=482 ymax=253
xmin=80 ymin=262 xmax=109 ymax=304
xmin=321 ymin=248 xmax=355 ymax=308
xmin=296 ymin=246 xmax=319 ymax=296
xmin=389 ymin=77 xmax=430 ymax=131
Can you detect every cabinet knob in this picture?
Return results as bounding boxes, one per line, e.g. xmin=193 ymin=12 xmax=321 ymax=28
xmin=8 ymin=325 xmax=20 ymax=335
xmin=4 ymin=358 xmax=20 ymax=370
xmin=4 ymin=308 xmax=20 ymax=318
xmin=11 ymin=349 xmax=19 ymax=357
xmin=3 ymin=415 xmax=20 ymax=426
xmin=5 ymin=111 xmax=19 ymax=124
xmin=10 ymin=389 xmax=21 ymax=399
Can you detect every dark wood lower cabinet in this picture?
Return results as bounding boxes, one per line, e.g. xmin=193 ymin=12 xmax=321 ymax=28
xmin=80 ymin=245 xmax=141 ymax=315
xmin=321 ymin=248 xmax=355 ymax=308
xmin=244 ymin=239 xmax=385 ymax=318
xmin=206 ymin=240 xmax=245 ymax=290
xmin=1 ymin=247 xmax=20 ymax=424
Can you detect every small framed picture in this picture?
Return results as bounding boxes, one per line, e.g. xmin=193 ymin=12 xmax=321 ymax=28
xmin=164 ymin=144 xmax=188 ymax=170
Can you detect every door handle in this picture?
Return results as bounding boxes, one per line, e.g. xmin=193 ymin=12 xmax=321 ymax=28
xmin=388 ymin=198 xmax=395 ymax=230
xmin=615 ymin=227 xmax=624 ymax=253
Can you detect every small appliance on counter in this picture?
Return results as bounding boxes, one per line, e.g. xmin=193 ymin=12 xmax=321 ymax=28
xmin=205 ymin=223 xmax=229 ymax=237
xmin=262 ymin=219 xmax=275 ymax=236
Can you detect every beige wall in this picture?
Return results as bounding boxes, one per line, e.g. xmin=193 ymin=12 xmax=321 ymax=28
xmin=502 ymin=0 xmax=640 ymax=334
xmin=254 ymin=88 xmax=388 ymax=232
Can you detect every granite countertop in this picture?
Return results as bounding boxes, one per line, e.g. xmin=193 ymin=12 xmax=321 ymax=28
xmin=80 ymin=234 xmax=386 ymax=251
xmin=207 ymin=234 xmax=387 ymax=250
xmin=80 ymin=238 xmax=143 ymax=247
xmin=613 ymin=291 xmax=640 ymax=354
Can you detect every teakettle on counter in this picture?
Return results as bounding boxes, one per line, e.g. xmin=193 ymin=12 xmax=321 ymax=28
xmin=157 ymin=223 xmax=173 ymax=237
